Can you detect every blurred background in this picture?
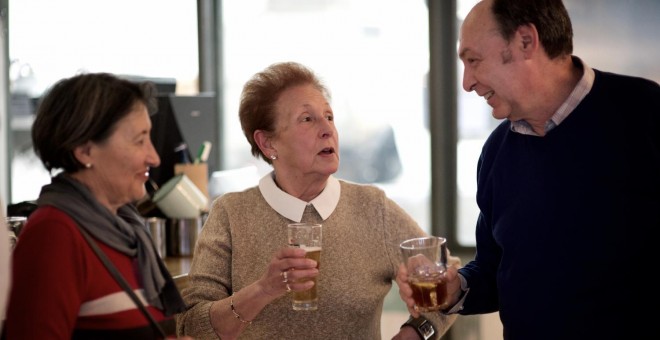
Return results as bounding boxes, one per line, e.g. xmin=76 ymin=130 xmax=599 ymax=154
xmin=1 ymin=0 xmax=658 ymax=338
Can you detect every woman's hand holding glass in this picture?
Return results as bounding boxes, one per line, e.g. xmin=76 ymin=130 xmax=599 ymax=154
xmin=257 ymin=247 xmax=319 ymax=297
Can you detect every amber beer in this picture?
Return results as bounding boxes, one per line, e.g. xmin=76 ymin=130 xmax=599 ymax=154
xmin=399 ymin=236 xmax=449 ymax=313
xmin=409 ymin=272 xmax=449 ymax=312
xmin=292 ymin=246 xmax=321 ymax=310
xmin=287 ymin=222 xmax=322 ymax=310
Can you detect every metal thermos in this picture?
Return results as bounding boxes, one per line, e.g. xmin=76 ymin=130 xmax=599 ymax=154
xmin=166 ymin=216 xmax=203 ymax=257
xmin=145 ymin=217 xmax=167 ymax=259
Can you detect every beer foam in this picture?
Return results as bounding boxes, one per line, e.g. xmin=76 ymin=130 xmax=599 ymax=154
xmin=302 ymin=246 xmax=322 ymax=252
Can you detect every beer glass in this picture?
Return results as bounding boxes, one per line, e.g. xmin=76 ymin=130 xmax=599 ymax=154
xmin=287 ymin=222 xmax=322 ymax=311
xmin=399 ymin=236 xmax=449 ymax=312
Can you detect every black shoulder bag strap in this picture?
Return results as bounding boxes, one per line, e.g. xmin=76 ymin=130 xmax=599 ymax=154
xmin=76 ymin=226 xmax=167 ymax=339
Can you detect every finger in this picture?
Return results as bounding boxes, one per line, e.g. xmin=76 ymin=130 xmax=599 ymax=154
xmin=398 ymin=287 xmax=415 ymax=308
xmin=287 ymin=279 xmax=315 ymax=292
xmin=395 ymin=264 xmax=410 ymax=291
xmin=275 ymin=250 xmax=317 ymax=270
xmin=448 ymin=254 xmax=462 ymax=267
xmin=276 ymin=247 xmax=307 ymax=260
xmin=280 ymin=279 xmax=313 ymax=295
xmin=282 ymin=267 xmax=319 ymax=284
xmin=409 ymin=306 xmax=421 ymax=318
xmin=396 ymin=263 xmax=408 ymax=280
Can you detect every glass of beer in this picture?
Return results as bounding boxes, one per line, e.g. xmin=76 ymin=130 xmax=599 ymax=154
xmin=287 ymin=223 xmax=322 ymax=311
xmin=399 ymin=236 xmax=449 ymax=312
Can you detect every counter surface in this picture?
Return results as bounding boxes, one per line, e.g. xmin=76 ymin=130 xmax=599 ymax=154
xmin=164 ymin=256 xmax=191 ymax=292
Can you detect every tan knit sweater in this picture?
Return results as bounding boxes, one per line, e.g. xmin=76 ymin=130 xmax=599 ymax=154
xmin=176 ymin=180 xmax=455 ymax=339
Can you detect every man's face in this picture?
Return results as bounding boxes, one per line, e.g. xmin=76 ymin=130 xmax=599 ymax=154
xmin=458 ymin=0 xmax=530 ymax=122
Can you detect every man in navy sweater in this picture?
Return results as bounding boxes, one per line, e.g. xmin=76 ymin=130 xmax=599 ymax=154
xmin=396 ymin=0 xmax=660 ymax=339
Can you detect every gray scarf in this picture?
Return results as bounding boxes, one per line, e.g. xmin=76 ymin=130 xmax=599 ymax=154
xmin=37 ymin=173 xmax=185 ymax=315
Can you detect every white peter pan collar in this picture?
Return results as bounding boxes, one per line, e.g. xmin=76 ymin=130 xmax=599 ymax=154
xmin=258 ymin=171 xmax=340 ymax=222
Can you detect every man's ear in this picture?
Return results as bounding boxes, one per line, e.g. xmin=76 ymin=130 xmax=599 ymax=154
xmin=516 ymin=23 xmax=539 ymax=59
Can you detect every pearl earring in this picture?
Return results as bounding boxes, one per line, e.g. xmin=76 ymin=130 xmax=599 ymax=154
xmin=270 ymin=154 xmax=277 ymax=160
xmin=85 ymin=163 xmax=92 ymax=169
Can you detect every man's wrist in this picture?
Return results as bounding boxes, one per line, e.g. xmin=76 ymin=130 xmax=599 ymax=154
xmin=442 ymin=273 xmax=469 ymax=314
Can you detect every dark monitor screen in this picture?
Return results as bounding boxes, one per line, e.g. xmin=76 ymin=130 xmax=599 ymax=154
xmin=121 ymin=75 xmax=177 ymax=94
xmin=149 ymin=95 xmax=186 ymax=189
xmin=168 ymin=94 xmax=218 ymax=174
xmin=149 ymin=94 xmax=218 ymax=189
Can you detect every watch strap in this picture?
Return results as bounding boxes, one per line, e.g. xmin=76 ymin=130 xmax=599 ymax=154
xmin=401 ymin=316 xmax=435 ymax=340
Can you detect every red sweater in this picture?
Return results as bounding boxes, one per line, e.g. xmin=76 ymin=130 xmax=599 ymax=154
xmin=5 ymin=206 xmax=171 ymax=339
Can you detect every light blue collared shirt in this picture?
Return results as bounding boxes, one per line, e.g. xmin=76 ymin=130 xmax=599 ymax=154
xmin=258 ymin=171 xmax=340 ymax=222
xmin=510 ymin=56 xmax=595 ymax=136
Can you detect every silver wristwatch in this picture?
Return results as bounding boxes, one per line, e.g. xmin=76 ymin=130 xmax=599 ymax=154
xmin=401 ymin=316 xmax=435 ymax=340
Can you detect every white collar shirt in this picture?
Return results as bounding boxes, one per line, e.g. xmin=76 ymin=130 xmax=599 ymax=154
xmin=258 ymin=171 xmax=340 ymax=222
xmin=511 ymin=56 xmax=595 ymax=136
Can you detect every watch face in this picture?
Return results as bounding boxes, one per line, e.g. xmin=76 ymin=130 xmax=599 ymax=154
xmin=420 ymin=322 xmax=435 ymax=339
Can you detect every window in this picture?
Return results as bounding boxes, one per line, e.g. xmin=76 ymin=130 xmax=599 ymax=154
xmin=7 ymin=0 xmax=198 ymax=203
xmin=6 ymin=1 xmax=658 ymax=338
xmin=454 ymin=0 xmax=660 ymax=247
xmin=220 ymin=0 xmax=432 ymax=233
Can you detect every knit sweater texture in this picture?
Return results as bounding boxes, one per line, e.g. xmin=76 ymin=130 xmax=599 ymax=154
xmin=5 ymin=206 xmax=172 ymax=339
xmin=176 ymin=180 xmax=455 ymax=339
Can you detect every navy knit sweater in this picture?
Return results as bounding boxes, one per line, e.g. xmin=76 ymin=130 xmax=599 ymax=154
xmin=458 ymin=70 xmax=660 ymax=339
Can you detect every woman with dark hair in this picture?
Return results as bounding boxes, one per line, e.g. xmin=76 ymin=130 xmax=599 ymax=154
xmin=5 ymin=73 xmax=187 ymax=339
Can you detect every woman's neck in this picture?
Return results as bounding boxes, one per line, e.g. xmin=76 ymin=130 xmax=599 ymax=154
xmin=273 ymin=172 xmax=328 ymax=202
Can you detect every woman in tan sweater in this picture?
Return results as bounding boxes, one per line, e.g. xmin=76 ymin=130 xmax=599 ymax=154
xmin=176 ymin=62 xmax=458 ymax=339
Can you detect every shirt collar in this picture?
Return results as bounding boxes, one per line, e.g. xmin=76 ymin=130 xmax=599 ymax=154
xmin=511 ymin=56 xmax=595 ymax=136
xmin=258 ymin=171 xmax=340 ymax=222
